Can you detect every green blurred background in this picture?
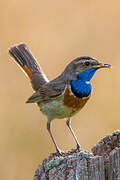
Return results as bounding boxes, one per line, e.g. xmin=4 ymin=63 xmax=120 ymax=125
xmin=0 ymin=0 xmax=120 ymax=179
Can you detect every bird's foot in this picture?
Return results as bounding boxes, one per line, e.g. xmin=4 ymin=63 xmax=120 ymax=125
xmin=56 ymin=147 xmax=64 ymax=156
xmin=76 ymin=143 xmax=81 ymax=151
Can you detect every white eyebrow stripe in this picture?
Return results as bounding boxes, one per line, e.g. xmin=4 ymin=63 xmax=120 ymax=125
xmin=74 ymin=61 xmax=83 ymax=64
xmin=74 ymin=60 xmax=89 ymax=64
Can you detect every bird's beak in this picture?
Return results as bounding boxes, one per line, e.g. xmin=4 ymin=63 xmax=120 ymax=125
xmin=92 ymin=63 xmax=111 ymax=69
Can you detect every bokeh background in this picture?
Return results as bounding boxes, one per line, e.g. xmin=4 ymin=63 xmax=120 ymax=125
xmin=0 ymin=0 xmax=120 ymax=179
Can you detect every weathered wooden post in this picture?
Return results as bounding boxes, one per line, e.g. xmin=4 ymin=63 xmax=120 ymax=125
xmin=33 ymin=130 xmax=120 ymax=180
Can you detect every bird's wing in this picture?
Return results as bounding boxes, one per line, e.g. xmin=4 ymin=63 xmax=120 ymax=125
xmin=26 ymin=80 xmax=66 ymax=103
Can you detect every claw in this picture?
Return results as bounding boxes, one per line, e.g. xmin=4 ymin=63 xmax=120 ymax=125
xmin=77 ymin=143 xmax=81 ymax=151
xmin=56 ymin=147 xmax=63 ymax=155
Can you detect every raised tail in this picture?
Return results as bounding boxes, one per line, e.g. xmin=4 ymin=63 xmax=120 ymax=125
xmin=9 ymin=43 xmax=48 ymax=91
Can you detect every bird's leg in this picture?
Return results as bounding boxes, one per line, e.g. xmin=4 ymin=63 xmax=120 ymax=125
xmin=66 ymin=118 xmax=81 ymax=150
xmin=47 ymin=121 xmax=62 ymax=155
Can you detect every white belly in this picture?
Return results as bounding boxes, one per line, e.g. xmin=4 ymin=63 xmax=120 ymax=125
xmin=38 ymin=96 xmax=71 ymax=120
xmin=37 ymin=85 xmax=90 ymax=120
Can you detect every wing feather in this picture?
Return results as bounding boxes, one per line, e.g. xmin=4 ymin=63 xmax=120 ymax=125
xmin=26 ymin=80 xmax=66 ymax=103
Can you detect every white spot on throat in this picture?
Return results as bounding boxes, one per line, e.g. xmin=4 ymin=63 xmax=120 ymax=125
xmin=86 ymin=81 xmax=90 ymax=84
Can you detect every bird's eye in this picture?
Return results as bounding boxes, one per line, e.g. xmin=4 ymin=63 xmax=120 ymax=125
xmin=84 ymin=61 xmax=90 ymax=66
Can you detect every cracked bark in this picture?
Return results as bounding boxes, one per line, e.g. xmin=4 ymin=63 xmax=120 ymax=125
xmin=33 ymin=130 xmax=120 ymax=180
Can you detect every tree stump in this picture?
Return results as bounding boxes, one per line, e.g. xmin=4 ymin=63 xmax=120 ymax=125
xmin=33 ymin=130 xmax=120 ymax=180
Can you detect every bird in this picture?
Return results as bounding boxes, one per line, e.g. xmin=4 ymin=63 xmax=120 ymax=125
xmin=9 ymin=43 xmax=111 ymax=155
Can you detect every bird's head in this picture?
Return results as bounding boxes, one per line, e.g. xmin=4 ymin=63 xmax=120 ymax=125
xmin=64 ymin=56 xmax=111 ymax=81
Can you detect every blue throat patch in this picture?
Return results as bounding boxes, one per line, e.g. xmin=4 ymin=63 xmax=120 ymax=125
xmin=70 ymin=68 xmax=97 ymax=98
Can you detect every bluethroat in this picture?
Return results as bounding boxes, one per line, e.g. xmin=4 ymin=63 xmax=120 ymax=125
xmin=9 ymin=44 xmax=111 ymax=154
